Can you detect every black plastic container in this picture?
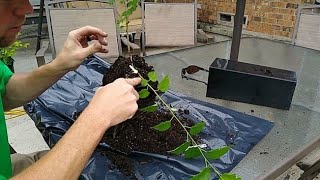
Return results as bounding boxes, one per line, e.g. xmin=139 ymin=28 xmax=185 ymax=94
xmin=206 ymin=58 xmax=297 ymax=110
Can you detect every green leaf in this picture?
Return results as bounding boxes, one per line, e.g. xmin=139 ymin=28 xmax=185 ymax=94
xmin=153 ymin=121 xmax=171 ymax=132
xmin=128 ymin=2 xmax=137 ymax=9
xmin=141 ymin=79 xmax=148 ymax=87
xmin=139 ymin=89 xmax=150 ymax=99
xmin=147 ymin=71 xmax=157 ymax=82
xmin=107 ymin=0 xmax=116 ymax=5
xmin=127 ymin=0 xmax=135 ymax=7
xmin=185 ymin=147 xmax=202 ymax=159
xmin=189 ymin=122 xmax=205 ymax=136
xmin=158 ymin=75 xmax=170 ymax=92
xmin=205 ymin=146 xmax=231 ymax=160
xmin=190 ymin=168 xmax=211 ymax=180
xmin=121 ymin=11 xmax=131 ymax=17
xmin=170 ymin=141 xmax=191 ymax=155
xmin=140 ymin=104 xmax=158 ymax=112
xmin=126 ymin=9 xmax=134 ymax=16
xmin=219 ymin=173 xmax=242 ymax=180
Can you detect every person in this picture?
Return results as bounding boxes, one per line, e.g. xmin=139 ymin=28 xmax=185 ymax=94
xmin=0 ymin=0 xmax=141 ymax=179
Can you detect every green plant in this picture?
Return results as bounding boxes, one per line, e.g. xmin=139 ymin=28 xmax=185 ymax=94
xmin=109 ymin=0 xmax=140 ymax=53
xmin=130 ymin=65 xmax=241 ymax=180
xmin=0 ymin=34 xmax=29 ymax=65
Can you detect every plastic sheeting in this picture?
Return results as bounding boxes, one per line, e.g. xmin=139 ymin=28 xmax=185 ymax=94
xmin=24 ymin=56 xmax=274 ymax=179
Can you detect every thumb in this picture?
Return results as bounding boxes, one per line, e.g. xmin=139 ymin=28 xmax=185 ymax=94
xmin=84 ymin=42 xmax=102 ymax=56
xmin=125 ymin=77 xmax=141 ymax=86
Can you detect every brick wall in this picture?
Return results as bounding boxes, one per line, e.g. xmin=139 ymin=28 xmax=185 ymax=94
xmin=166 ymin=0 xmax=315 ymax=38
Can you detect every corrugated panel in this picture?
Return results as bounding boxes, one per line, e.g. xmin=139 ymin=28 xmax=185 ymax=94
xmin=295 ymin=13 xmax=320 ymax=51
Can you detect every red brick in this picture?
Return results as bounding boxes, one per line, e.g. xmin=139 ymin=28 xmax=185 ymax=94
xmin=270 ymin=2 xmax=287 ymax=8
xmin=193 ymin=0 xmax=314 ymax=37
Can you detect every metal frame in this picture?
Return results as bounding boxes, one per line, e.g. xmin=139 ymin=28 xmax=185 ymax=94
xmin=36 ymin=0 xmax=46 ymax=53
xmin=291 ymin=5 xmax=320 ymax=45
xmin=230 ymin=0 xmax=246 ymax=61
xmin=141 ymin=1 xmax=197 ymax=56
xmin=44 ymin=0 xmax=122 ymax=58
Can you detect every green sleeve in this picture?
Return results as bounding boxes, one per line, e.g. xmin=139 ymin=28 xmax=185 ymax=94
xmin=0 ymin=60 xmax=13 ymax=97
xmin=0 ymin=175 xmax=7 ymax=180
xmin=0 ymin=61 xmax=13 ymax=178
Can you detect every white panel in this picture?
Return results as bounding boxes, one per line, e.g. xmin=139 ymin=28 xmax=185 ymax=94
xmin=144 ymin=4 xmax=195 ymax=47
xmin=50 ymin=8 xmax=119 ymax=58
xmin=296 ymin=14 xmax=320 ymax=51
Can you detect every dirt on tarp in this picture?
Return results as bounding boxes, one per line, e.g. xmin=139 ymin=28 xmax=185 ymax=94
xmin=99 ymin=55 xmax=196 ymax=177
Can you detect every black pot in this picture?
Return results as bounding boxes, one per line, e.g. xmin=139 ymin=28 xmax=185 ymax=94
xmin=206 ymin=58 xmax=297 ymax=110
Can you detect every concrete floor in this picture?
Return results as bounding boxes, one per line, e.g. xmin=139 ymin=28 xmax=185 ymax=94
xmin=6 ymin=24 xmax=320 ymax=179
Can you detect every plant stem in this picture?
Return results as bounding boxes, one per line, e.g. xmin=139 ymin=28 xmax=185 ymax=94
xmin=125 ymin=0 xmax=130 ymax=54
xmin=136 ymin=73 xmax=222 ymax=177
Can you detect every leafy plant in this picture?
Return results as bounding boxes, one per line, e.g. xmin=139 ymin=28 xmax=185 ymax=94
xmin=130 ymin=65 xmax=241 ymax=180
xmin=108 ymin=0 xmax=140 ymax=53
xmin=0 ymin=33 xmax=29 ymax=65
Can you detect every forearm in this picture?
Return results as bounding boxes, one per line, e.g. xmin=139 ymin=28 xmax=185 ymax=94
xmin=10 ymin=77 xmax=140 ymax=179
xmin=12 ymin=109 xmax=110 ymax=180
xmin=3 ymin=59 xmax=68 ymax=110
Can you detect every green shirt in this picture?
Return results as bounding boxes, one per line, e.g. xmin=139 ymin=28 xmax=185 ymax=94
xmin=0 ymin=60 xmax=13 ymax=179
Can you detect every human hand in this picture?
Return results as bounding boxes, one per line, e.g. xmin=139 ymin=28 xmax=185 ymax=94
xmin=54 ymin=26 xmax=109 ymax=72
xmin=81 ymin=78 xmax=141 ymax=129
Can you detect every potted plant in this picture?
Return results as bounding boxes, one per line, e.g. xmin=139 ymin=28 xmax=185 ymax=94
xmin=0 ymin=33 xmax=29 ymax=73
xmin=97 ymin=1 xmax=240 ymax=179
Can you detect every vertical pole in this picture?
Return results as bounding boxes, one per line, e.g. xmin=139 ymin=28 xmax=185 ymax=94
xmin=230 ymin=0 xmax=246 ymax=61
xmin=36 ymin=0 xmax=45 ymax=54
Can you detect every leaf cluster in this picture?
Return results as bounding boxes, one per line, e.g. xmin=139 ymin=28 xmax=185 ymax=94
xmin=134 ymin=69 xmax=241 ymax=180
xmin=0 ymin=33 xmax=29 ymax=65
xmin=108 ymin=0 xmax=140 ymax=29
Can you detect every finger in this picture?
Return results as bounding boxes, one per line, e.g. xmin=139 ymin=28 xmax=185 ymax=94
xmin=83 ymin=42 xmax=103 ymax=56
xmin=100 ymin=45 xmax=109 ymax=53
xmin=125 ymin=77 xmax=141 ymax=86
xmin=73 ymin=26 xmax=108 ymax=38
xmin=97 ymin=36 xmax=108 ymax=46
xmin=89 ymin=35 xmax=97 ymax=40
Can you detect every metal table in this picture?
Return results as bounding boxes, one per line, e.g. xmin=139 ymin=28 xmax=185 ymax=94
xmin=144 ymin=37 xmax=320 ymax=179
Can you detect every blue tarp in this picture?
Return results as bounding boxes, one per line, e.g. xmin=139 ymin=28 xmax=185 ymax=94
xmin=25 ymin=56 xmax=274 ymax=179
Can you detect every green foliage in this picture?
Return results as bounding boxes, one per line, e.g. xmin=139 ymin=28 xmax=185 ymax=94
xmin=130 ymin=65 xmax=241 ymax=180
xmin=189 ymin=122 xmax=205 ymax=136
xmin=205 ymin=146 xmax=231 ymax=160
xmin=191 ymin=168 xmax=211 ymax=180
xmin=139 ymin=89 xmax=150 ymax=98
xmin=219 ymin=173 xmax=242 ymax=180
xmin=107 ymin=0 xmax=115 ymax=5
xmin=148 ymin=71 xmax=157 ymax=82
xmin=185 ymin=147 xmax=202 ymax=159
xmin=116 ymin=0 xmax=140 ymax=30
xmin=0 ymin=34 xmax=29 ymax=65
xmin=140 ymin=104 xmax=158 ymax=112
xmin=141 ymin=79 xmax=148 ymax=87
xmin=158 ymin=75 xmax=170 ymax=92
xmin=152 ymin=120 xmax=171 ymax=131
xmin=170 ymin=141 xmax=191 ymax=155
xmin=138 ymin=71 xmax=170 ymax=99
